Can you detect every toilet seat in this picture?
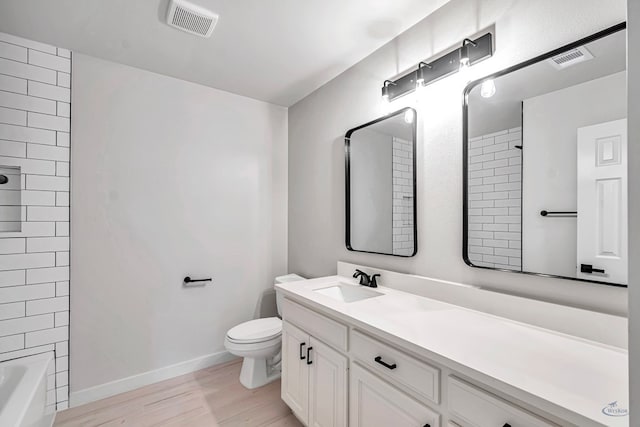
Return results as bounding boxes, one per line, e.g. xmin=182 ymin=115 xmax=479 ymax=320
xmin=226 ymin=317 xmax=282 ymax=344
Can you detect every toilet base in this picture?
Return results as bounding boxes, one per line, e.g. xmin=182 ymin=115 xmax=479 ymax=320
xmin=239 ymin=356 xmax=281 ymax=389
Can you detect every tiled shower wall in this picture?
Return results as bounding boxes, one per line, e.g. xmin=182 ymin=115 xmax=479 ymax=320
xmin=467 ymin=127 xmax=522 ymax=270
xmin=0 ymin=32 xmax=70 ymax=411
xmin=392 ymin=136 xmax=414 ymax=256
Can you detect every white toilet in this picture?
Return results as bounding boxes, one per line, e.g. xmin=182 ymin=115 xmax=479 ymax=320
xmin=224 ymin=273 xmax=305 ymax=389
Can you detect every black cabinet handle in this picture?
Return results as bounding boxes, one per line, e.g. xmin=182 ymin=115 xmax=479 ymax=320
xmin=374 ymin=356 xmax=397 ymax=370
xmin=306 ymin=347 xmax=313 ymax=365
xmin=580 ymin=264 xmax=605 ymax=274
xmin=422 ymin=424 xmax=430 ymax=427
xmin=299 ymin=342 xmax=306 ymax=360
xmin=503 ymin=424 xmax=512 ymax=427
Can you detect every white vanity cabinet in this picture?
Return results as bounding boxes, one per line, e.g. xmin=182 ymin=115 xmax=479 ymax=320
xmin=282 ymin=298 xmax=441 ymax=427
xmin=277 ymin=276 xmax=628 ymax=427
xmin=281 ymin=303 xmax=348 ymax=427
xmin=281 ymin=296 xmax=560 ymax=427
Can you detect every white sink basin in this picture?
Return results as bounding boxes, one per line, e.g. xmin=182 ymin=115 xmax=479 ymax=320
xmin=313 ymin=284 xmax=382 ymax=303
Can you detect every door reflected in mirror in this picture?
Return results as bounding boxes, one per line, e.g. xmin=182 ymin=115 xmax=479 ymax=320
xmin=464 ymin=24 xmax=627 ymax=286
xmin=346 ymin=108 xmax=417 ymax=257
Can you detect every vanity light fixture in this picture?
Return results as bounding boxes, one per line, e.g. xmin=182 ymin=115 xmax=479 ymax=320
xmin=459 ymin=38 xmax=477 ymax=69
xmin=416 ymin=62 xmax=432 ymax=87
xmin=381 ymin=80 xmax=397 ymax=103
xmin=380 ymin=32 xmax=493 ymax=103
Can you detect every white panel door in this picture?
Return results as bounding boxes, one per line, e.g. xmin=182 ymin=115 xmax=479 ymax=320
xmin=349 ymin=363 xmax=440 ymax=427
xmin=281 ymin=321 xmax=310 ymax=423
xmin=308 ymin=337 xmax=348 ymax=427
xmin=577 ymin=119 xmax=628 ymax=284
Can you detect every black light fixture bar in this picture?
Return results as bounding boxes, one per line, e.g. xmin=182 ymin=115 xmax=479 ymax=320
xmin=383 ymin=32 xmax=493 ymax=102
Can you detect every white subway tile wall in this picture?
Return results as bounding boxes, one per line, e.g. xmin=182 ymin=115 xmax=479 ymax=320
xmin=392 ymin=137 xmax=414 ymax=256
xmin=0 ymin=31 xmax=70 ymax=411
xmin=467 ymin=127 xmax=522 ymax=270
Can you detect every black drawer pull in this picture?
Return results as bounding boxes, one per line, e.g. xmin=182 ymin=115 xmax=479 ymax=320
xmin=580 ymin=264 xmax=605 ymax=274
xmin=299 ymin=342 xmax=306 ymax=360
xmin=306 ymin=347 xmax=313 ymax=365
xmin=374 ymin=356 xmax=397 ymax=370
xmin=423 ymin=424 xmax=430 ymax=427
xmin=503 ymin=424 xmax=512 ymax=427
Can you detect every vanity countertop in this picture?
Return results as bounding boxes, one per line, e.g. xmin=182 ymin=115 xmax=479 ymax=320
xmin=276 ymin=275 xmax=629 ymax=427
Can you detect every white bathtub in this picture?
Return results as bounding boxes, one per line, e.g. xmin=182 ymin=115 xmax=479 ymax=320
xmin=0 ymin=352 xmax=54 ymax=427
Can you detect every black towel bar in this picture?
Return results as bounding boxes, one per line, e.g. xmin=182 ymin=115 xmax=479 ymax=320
xmin=183 ymin=276 xmax=212 ymax=285
xmin=540 ymin=210 xmax=577 ymax=218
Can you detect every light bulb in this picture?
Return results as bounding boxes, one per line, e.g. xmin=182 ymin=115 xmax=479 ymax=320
xmin=404 ymin=109 xmax=415 ymax=124
xmin=457 ymin=62 xmax=471 ymax=85
xmin=480 ymin=79 xmax=496 ymax=98
xmin=459 ymin=42 xmax=471 ymax=70
xmin=381 ymin=81 xmax=392 ymax=104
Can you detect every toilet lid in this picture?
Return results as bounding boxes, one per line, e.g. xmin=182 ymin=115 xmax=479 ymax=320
xmin=227 ymin=317 xmax=282 ymax=343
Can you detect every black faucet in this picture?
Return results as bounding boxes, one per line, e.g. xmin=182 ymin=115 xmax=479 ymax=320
xmin=353 ymin=269 xmax=370 ymax=285
xmin=353 ymin=270 xmax=380 ymax=288
xmin=370 ymin=274 xmax=380 ymax=288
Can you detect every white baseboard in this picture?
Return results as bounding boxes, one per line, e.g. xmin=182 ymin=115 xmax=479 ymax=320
xmin=69 ymin=350 xmax=237 ymax=408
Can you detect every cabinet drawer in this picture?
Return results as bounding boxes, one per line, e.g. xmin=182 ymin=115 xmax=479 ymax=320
xmin=448 ymin=377 xmax=556 ymax=427
xmin=350 ymin=363 xmax=440 ymax=427
xmin=351 ymin=329 xmax=440 ymax=404
xmin=282 ymin=298 xmax=348 ymax=352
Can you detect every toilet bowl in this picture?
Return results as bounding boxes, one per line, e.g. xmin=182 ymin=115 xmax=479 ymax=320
xmin=224 ymin=274 xmax=305 ymax=389
xmin=225 ymin=317 xmax=283 ymax=389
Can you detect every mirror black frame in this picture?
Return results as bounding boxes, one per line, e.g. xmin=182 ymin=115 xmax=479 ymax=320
xmin=345 ymin=107 xmax=418 ymax=257
xmin=462 ymin=22 xmax=627 ymax=287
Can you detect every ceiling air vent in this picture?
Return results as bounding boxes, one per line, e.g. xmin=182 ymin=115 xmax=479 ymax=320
xmin=166 ymin=0 xmax=218 ymax=38
xmin=548 ymin=46 xmax=594 ymax=70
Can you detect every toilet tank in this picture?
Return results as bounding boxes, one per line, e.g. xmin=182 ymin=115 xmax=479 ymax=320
xmin=275 ymin=274 xmax=305 ymax=316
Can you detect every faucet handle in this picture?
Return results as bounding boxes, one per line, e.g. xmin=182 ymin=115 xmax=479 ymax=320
xmin=353 ymin=269 xmax=371 ymax=286
xmin=370 ymin=274 xmax=380 ymax=288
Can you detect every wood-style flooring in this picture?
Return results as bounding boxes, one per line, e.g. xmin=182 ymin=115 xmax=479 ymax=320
xmin=54 ymin=359 xmax=302 ymax=427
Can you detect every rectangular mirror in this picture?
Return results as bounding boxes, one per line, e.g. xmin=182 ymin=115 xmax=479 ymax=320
xmin=463 ymin=23 xmax=627 ymax=286
xmin=345 ymin=107 xmax=417 ymax=257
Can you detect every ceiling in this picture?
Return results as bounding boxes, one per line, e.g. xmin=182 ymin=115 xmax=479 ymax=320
xmin=0 ymin=0 xmax=450 ymax=106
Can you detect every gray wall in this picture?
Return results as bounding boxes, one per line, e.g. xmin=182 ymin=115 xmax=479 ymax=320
xmin=628 ymin=0 xmax=639 ymax=421
xmin=71 ymin=54 xmax=288 ymax=394
xmin=288 ymin=0 xmax=627 ymax=315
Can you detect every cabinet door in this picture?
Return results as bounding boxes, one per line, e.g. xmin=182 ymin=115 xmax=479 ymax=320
xmin=308 ymin=337 xmax=348 ymax=427
xmin=350 ymin=363 xmax=440 ymax=427
xmin=282 ymin=321 xmax=310 ymax=423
